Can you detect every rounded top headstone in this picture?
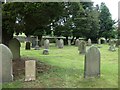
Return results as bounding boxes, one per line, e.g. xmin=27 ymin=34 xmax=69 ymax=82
xmin=9 ymin=38 xmax=21 ymax=47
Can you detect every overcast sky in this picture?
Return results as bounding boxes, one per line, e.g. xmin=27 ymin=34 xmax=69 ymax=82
xmin=92 ymin=0 xmax=119 ymax=21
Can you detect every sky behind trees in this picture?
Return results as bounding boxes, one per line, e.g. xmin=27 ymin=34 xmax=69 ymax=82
xmin=93 ymin=0 xmax=119 ymax=20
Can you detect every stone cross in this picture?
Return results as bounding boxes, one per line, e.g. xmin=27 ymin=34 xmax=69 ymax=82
xmin=34 ymin=36 xmax=40 ymax=50
xmin=0 ymin=44 xmax=13 ymax=83
xmin=84 ymin=46 xmax=100 ymax=78
xmin=25 ymin=60 xmax=36 ymax=81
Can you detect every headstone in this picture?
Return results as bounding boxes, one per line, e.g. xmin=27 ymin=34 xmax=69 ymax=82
xmin=0 ymin=44 xmax=13 ymax=82
xmin=58 ymin=39 xmax=64 ymax=48
xmin=75 ymin=39 xmax=80 ymax=46
xmin=78 ymin=41 xmax=86 ymax=54
xmin=109 ymin=40 xmax=116 ymax=51
xmin=68 ymin=40 xmax=71 ymax=46
xmin=8 ymin=38 xmax=21 ymax=60
xmin=34 ymin=36 xmax=40 ymax=50
xmin=25 ymin=42 xmax=31 ymax=50
xmin=31 ymin=37 xmax=36 ymax=48
xmin=84 ymin=46 xmax=100 ymax=78
xmin=43 ymin=49 xmax=49 ymax=55
xmin=55 ymin=39 xmax=58 ymax=47
xmin=87 ymin=38 xmax=92 ymax=46
xmin=25 ymin=60 xmax=36 ymax=81
xmin=44 ymin=39 xmax=49 ymax=49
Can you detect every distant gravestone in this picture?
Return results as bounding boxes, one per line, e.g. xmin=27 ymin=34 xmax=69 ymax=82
xmin=75 ymin=39 xmax=80 ymax=46
xmin=25 ymin=60 xmax=36 ymax=81
xmin=44 ymin=39 xmax=49 ymax=49
xmin=109 ymin=40 xmax=116 ymax=51
xmin=58 ymin=39 xmax=64 ymax=48
xmin=25 ymin=42 xmax=31 ymax=50
xmin=87 ymin=38 xmax=92 ymax=46
xmin=55 ymin=39 xmax=58 ymax=47
xmin=98 ymin=39 xmax=101 ymax=44
xmin=0 ymin=44 xmax=13 ymax=82
xmin=31 ymin=37 xmax=36 ymax=48
xmin=34 ymin=36 xmax=40 ymax=50
xmin=84 ymin=46 xmax=100 ymax=78
xmin=8 ymin=38 xmax=21 ymax=60
xmin=43 ymin=49 xmax=49 ymax=55
xmin=68 ymin=40 xmax=71 ymax=46
xmin=78 ymin=41 xmax=86 ymax=54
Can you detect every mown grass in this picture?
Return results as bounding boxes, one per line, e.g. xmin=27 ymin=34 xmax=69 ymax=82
xmin=2 ymin=43 xmax=118 ymax=88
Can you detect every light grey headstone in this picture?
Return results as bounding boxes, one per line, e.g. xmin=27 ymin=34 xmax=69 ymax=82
xmin=98 ymin=39 xmax=101 ymax=44
xmin=68 ymin=40 xmax=71 ymax=46
xmin=109 ymin=40 xmax=116 ymax=51
xmin=84 ymin=46 xmax=100 ymax=78
xmin=8 ymin=38 xmax=21 ymax=60
xmin=58 ymin=39 xmax=64 ymax=48
xmin=75 ymin=39 xmax=80 ymax=46
xmin=34 ymin=36 xmax=40 ymax=50
xmin=44 ymin=39 xmax=49 ymax=49
xmin=0 ymin=44 xmax=13 ymax=82
xmin=78 ymin=41 xmax=86 ymax=54
xmin=25 ymin=60 xmax=36 ymax=81
xmin=55 ymin=39 xmax=58 ymax=47
xmin=87 ymin=38 xmax=92 ymax=46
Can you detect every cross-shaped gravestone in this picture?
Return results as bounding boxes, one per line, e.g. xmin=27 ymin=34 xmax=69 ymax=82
xmin=34 ymin=36 xmax=40 ymax=50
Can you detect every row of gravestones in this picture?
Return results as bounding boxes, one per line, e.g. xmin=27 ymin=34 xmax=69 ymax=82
xmin=0 ymin=43 xmax=101 ymax=83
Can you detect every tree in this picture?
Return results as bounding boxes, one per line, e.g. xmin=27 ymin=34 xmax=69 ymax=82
xmin=99 ymin=2 xmax=115 ymax=39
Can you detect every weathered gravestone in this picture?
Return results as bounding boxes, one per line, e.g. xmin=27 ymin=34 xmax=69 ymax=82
xmin=98 ymin=39 xmax=101 ymax=44
xmin=25 ymin=60 xmax=36 ymax=81
xmin=0 ymin=44 xmax=13 ymax=82
xmin=25 ymin=42 xmax=31 ymax=50
xmin=84 ymin=46 xmax=100 ymax=78
xmin=43 ymin=49 xmax=49 ymax=55
xmin=109 ymin=40 xmax=116 ymax=51
xmin=78 ymin=41 xmax=86 ymax=54
xmin=55 ymin=39 xmax=58 ymax=47
xmin=68 ymin=40 xmax=71 ymax=46
xmin=8 ymin=38 xmax=21 ymax=60
xmin=58 ymin=39 xmax=64 ymax=48
xmin=31 ymin=37 xmax=36 ymax=48
xmin=75 ymin=39 xmax=80 ymax=46
xmin=44 ymin=39 xmax=49 ymax=49
xmin=87 ymin=38 xmax=92 ymax=46
xmin=34 ymin=36 xmax=40 ymax=50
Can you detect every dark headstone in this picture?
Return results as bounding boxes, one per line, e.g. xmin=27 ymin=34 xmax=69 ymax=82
xmin=25 ymin=42 xmax=31 ymax=50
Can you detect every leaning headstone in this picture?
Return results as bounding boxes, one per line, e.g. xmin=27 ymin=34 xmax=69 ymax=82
xmin=25 ymin=60 xmax=36 ymax=81
xmin=0 ymin=44 xmax=13 ymax=82
xmin=109 ymin=40 xmax=116 ymax=51
xmin=87 ymin=38 xmax=92 ymax=46
xmin=34 ymin=36 xmax=40 ymax=50
xmin=44 ymin=39 xmax=49 ymax=49
xmin=78 ymin=41 xmax=86 ymax=54
xmin=84 ymin=46 xmax=100 ymax=78
xmin=43 ymin=49 xmax=49 ymax=55
xmin=8 ymin=38 xmax=21 ymax=60
xmin=75 ymin=39 xmax=80 ymax=46
xmin=58 ymin=39 xmax=64 ymax=48
xmin=25 ymin=42 xmax=31 ymax=50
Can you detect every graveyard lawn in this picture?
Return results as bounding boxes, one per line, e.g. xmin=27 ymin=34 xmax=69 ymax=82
xmin=2 ymin=43 xmax=118 ymax=88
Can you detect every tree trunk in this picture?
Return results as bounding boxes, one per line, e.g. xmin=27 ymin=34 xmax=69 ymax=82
xmin=38 ymin=35 xmax=42 ymax=47
xmin=64 ymin=36 xmax=68 ymax=45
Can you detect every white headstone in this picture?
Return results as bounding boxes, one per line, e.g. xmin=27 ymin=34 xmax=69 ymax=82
xmin=84 ymin=46 xmax=100 ymax=78
xmin=0 ymin=44 xmax=13 ymax=82
xmin=25 ymin=60 xmax=36 ymax=81
xmin=88 ymin=38 xmax=92 ymax=46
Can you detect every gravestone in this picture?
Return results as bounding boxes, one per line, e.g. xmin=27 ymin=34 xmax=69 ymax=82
xmin=55 ymin=39 xmax=58 ymax=47
xmin=68 ymin=40 xmax=71 ymax=46
xmin=34 ymin=36 xmax=40 ymax=50
xmin=58 ymin=39 xmax=64 ymax=48
xmin=43 ymin=49 xmax=49 ymax=55
xmin=44 ymin=39 xmax=49 ymax=49
xmin=78 ymin=41 xmax=86 ymax=54
xmin=8 ymin=38 xmax=21 ymax=60
xmin=98 ymin=39 xmax=101 ymax=44
xmin=25 ymin=42 xmax=31 ymax=50
xmin=75 ymin=39 xmax=80 ymax=46
xmin=25 ymin=60 xmax=36 ymax=81
xmin=109 ymin=40 xmax=116 ymax=51
xmin=0 ymin=44 xmax=13 ymax=82
xmin=87 ymin=38 xmax=92 ymax=46
xmin=84 ymin=46 xmax=100 ymax=78
xmin=31 ymin=37 xmax=36 ymax=48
